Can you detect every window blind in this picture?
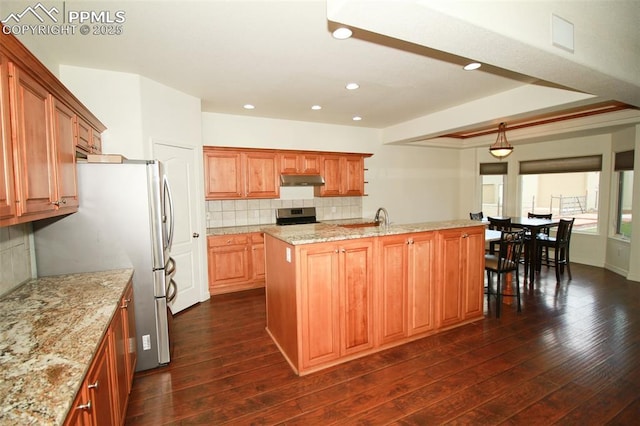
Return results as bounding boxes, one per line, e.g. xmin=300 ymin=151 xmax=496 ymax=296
xmin=614 ymin=150 xmax=634 ymax=171
xmin=519 ymin=155 xmax=602 ymax=175
xmin=480 ymin=162 xmax=508 ymax=175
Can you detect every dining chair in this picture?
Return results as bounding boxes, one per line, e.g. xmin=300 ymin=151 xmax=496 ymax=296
xmin=536 ymin=218 xmax=575 ymax=282
xmin=469 ymin=211 xmax=484 ymax=220
xmin=485 ymin=229 xmax=525 ymax=318
xmin=487 ymin=216 xmax=512 ymax=254
xmin=527 ymin=212 xmax=552 ymax=269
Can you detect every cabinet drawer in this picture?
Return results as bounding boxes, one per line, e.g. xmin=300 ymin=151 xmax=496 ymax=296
xmin=208 ymin=234 xmax=248 ymax=248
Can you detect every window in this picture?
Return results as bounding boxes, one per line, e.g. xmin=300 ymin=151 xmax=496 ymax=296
xmin=519 ymin=155 xmax=602 ymax=233
xmin=480 ymin=162 xmax=506 ymax=217
xmin=615 ymin=151 xmax=634 ymax=239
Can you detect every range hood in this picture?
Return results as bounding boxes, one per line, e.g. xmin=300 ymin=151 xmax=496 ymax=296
xmin=280 ymin=174 xmax=325 ymax=187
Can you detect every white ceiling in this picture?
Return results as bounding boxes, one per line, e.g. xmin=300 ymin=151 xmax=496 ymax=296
xmin=4 ymin=0 xmax=639 ymax=135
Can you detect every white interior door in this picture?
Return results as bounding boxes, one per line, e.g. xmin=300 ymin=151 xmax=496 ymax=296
xmin=154 ymin=141 xmax=206 ymax=313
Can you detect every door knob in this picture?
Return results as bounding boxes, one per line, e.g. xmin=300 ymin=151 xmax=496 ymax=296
xmin=193 ymin=232 xmax=200 ymax=238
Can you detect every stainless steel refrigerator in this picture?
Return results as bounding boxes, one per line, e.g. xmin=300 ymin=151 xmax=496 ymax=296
xmin=33 ymin=159 xmax=177 ymax=372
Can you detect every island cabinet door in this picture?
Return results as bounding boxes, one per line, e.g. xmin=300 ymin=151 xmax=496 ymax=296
xmin=299 ymin=244 xmax=341 ymax=369
xmin=461 ymin=227 xmax=485 ymax=319
xmin=407 ymin=232 xmax=437 ymax=335
xmin=376 ymin=235 xmax=409 ymax=345
xmin=339 ymin=239 xmax=374 ymax=355
xmin=437 ymin=227 xmax=485 ymax=327
xmin=437 ymin=229 xmax=465 ymax=327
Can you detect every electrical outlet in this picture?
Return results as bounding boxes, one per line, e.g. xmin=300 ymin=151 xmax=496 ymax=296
xmin=142 ymin=334 xmax=151 ymax=350
xmin=286 ymin=247 xmax=291 ymax=263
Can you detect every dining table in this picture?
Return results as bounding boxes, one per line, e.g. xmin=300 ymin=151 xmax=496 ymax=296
xmin=489 ymin=216 xmax=560 ymax=283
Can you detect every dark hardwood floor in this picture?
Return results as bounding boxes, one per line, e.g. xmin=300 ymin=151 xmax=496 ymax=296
xmin=125 ymin=264 xmax=640 ymax=425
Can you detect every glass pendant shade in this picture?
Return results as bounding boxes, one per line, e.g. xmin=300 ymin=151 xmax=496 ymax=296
xmin=489 ymin=122 xmax=514 ymax=159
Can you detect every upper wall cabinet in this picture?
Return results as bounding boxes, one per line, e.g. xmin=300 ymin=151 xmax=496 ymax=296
xmin=76 ymin=115 xmax=103 ymax=155
xmin=204 ymin=147 xmax=371 ymax=200
xmin=204 ymin=147 xmax=279 ymax=200
xmin=314 ymin=153 xmax=367 ymax=197
xmin=280 ymin=152 xmax=321 ymax=175
xmin=0 ymin=28 xmax=106 ymax=227
xmin=0 ymin=54 xmax=16 ymax=221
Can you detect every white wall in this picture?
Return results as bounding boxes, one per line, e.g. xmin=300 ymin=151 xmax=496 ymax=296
xmin=140 ymin=77 xmax=203 ymax=158
xmin=202 ymin=113 xmax=462 ymax=224
xmin=59 ymin=66 xmax=144 ymax=158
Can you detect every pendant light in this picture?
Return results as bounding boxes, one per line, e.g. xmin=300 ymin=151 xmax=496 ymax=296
xmin=489 ymin=122 xmax=514 ymax=159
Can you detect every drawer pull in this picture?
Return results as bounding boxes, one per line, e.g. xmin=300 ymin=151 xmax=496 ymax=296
xmin=87 ymin=380 xmax=99 ymax=389
xmin=76 ymin=400 xmax=92 ymax=411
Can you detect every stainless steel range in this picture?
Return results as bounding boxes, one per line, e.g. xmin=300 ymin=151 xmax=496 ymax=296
xmin=275 ymin=207 xmax=319 ymax=225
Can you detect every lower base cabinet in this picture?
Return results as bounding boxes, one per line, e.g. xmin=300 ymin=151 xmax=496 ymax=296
xmin=265 ymin=225 xmax=484 ymax=376
xmin=208 ymin=232 xmax=265 ymax=295
xmin=65 ymin=280 xmax=137 ymax=425
xmin=298 ymin=239 xmax=374 ymax=370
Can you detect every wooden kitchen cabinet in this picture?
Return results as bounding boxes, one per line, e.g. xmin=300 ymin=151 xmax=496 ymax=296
xmin=265 ymin=225 xmax=484 ymax=376
xmin=0 ymin=30 xmax=105 ymax=227
xmin=377 ymin=231 xmax=436 ymax=345
xmin=208 ymin=232 xmax=265 ymax=295
xmin=298 ymin=238 xmax=374 ymax=369
xmin=245 ymin=150 xmax=279 ymax=198
xmin=204 ymin=148 xmax=279 ymax=199
xmin=280 ymin=151 xmax=321 ymax=175
xmin=204 ymin=149 xmax=243 ymax=199
xmin=65 ymin=280 xmax=136 ymax=426
xmin=76 ymin=116 xmax=102 ymax=155
xmin=65 ymin=331 xmax=116 ymax=426
xmin=0 ymin=54 xmax=15 ymax=221
xmin=250 ymin=233 xmax=265 ymax=281
xmin=314 ymin=154 xmax=366 ymax=197
xmin=437 ymin=226 xmax=485 ymax=328
xmin=51 ymin=97 xmax=79 ymax=211
xmin=9 ymin=63 xmax=57 ymax=218
xmin=112 ymin=283 xmax=137 ymax=422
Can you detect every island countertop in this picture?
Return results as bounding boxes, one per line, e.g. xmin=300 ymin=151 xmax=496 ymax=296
xmin=261 ymin=219 xmax=485 ymax=245
xmin=0 ymin=269 xmax=134 ymax=425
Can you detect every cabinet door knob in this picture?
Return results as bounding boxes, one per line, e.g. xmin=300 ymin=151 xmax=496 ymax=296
xmin=193 ymin=232 xmax=200 ymax=238
xmin=87 ymin=380 xmax=99 ymax=390
xmin=462 ymin=233 xmax=469 ymax=238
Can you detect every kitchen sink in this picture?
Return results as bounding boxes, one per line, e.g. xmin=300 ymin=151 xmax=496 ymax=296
xmin=338 ymin=222 xmax=380 ymax=229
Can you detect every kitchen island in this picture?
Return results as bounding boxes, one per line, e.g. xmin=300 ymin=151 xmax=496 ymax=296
xmin=263 ymin=220 xmax=485 ymax=375
xmin=0 ymin=269 xmax=134 ymax=425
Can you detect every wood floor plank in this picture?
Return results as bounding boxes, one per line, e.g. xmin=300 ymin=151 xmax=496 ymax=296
xmin=125 ymin=264 xmax=640 ymax=425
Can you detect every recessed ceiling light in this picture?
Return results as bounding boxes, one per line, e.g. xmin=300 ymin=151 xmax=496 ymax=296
xmin=463 ymin=62 xmax=482 ymax=71
xmin=243 ymin=104 xmax=255 ymax=110
xmin=346 ymin=82 xmax=359 ymax=90
xmin=352 ymin=116 xmax=362 ymax=121
xmin=332 ymin=27 xmax=352 ymax=40
xmin=311 ymin=105 xmax=322 ymax=110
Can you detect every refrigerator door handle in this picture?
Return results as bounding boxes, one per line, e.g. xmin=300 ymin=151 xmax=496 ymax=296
xmin=163 ymin=174 xmax=175 ymax=251
xmin=167 ymin=278 xmax=178 ymax=303
xmin=166 ymin=257 xmax=176 ymax=278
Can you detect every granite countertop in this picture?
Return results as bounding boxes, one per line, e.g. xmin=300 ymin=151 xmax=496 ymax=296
xmin=0 ymin=269 xmax=134 ymax=425
xmin=207 ymin=219 xmax=485 ymax=245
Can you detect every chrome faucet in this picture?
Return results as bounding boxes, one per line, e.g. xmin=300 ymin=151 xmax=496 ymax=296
xmin=374 ymin=207 xmax=390 ymax=227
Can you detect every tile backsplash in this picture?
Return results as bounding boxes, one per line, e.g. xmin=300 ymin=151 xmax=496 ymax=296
xmin=206 ymin=196 xmax=363 ymax=228
xmin=0 ymin=223 xmax=34 ymax=297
